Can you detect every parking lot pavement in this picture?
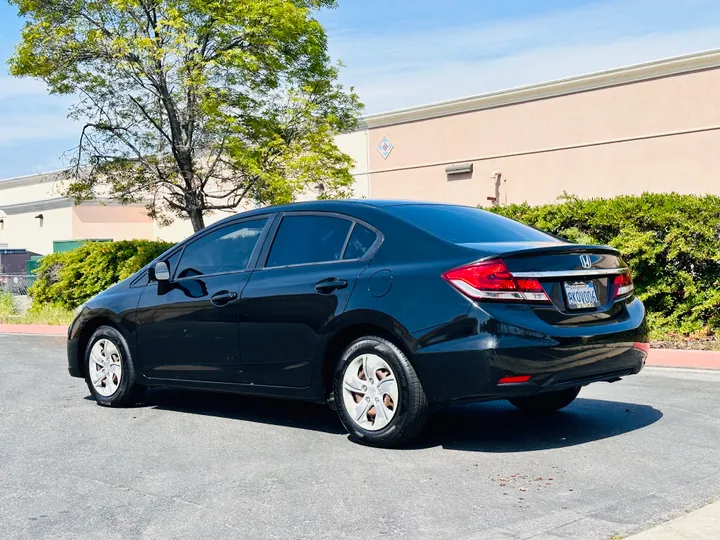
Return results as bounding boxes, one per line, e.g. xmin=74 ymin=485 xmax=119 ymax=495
xmin=1 ymin=335 xmax=719 ymax=540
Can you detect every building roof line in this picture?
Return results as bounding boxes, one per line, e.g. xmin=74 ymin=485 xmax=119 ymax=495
xmin=359 ymin=48 xmax=720 ymax=129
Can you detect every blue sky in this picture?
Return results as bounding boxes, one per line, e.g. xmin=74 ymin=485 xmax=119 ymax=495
xmin=1 ymin=0 xmax=719 ymax=179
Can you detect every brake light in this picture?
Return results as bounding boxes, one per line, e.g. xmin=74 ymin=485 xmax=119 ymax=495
xmin=612 ymin=269 xmax=634 ymax=299
xmin=442 ymin=259 xmax=550 ymax=302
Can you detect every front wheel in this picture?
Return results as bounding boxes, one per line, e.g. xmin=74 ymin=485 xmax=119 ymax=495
xmin=334 ymin=336 xmax=428 ymax=448
xmin=84 ymin=325 xmax=145 ymax=407
xmin=508 ymin=387 xmax=581 ymax=414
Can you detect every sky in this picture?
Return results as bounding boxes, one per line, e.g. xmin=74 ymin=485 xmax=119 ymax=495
xmin=0 ymin=0 xmax=719 ymax=179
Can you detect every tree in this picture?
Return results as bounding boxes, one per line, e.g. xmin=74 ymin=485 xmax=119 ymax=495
xmin=8 ymin=0 xmax=362 ymax=232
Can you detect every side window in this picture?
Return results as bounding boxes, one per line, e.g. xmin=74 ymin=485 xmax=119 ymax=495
xmin=175 ymin=218 xmax=268 ymax=279
xmin=266 ymin=215 xmax=352 ymax=268
xmin=343 ymin=224 xmax=378 ymax=260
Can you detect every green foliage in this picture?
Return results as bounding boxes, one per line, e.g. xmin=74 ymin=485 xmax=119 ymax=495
xmin=8 ymin=0 xmax=362 ymax=231
xmin=0 ymin=292 xmax=14 ymax=316
xmin=490 ymin=193 xmax=720 ymax=337
xmin=30 ymin=240 xmax=173 ymax=309
xmin=0 ymin=292 xmax=75 ymax=325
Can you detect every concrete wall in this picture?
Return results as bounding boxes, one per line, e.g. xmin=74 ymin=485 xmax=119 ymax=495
xmin=0 ymin=206 xmax=74 ymax=255
xmin=367 ymin=67 xmax=720 ymax=206
xmin=0 ymin=174 xmax=61 ymax=206
xmin=336 ymin=131 xmax=370 ymax=198
xmin=72 ymin=204 xmax=154 ymax=242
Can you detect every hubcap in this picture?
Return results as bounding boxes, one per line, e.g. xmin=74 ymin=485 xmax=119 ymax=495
xmin=341 ymin=354 xmax=399 ymax=431
xmin=89 ymin=339 xmax=122 ymax=397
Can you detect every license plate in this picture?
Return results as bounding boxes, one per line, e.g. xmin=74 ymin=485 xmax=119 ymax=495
xmin=564 ymin=281 xmax=600 ymax=309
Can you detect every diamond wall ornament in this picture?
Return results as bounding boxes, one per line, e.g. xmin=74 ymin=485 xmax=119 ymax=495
xmin=377 ymin=136 xmax=394 ymax=159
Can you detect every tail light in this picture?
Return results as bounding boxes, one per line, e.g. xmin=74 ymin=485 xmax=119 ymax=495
xmin=442 ymin=259 xmax=550 ymax=302
xmin=612 ymin=269 xmax=634 ymax=299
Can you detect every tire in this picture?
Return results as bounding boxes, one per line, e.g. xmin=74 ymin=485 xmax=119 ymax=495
xmin=84 ymin=325 xmax=145 ymax=407
xmin=508 ymin=387 xmax=581 ymax=414
xmin=333 ymin=336 xmax=428 ymax=448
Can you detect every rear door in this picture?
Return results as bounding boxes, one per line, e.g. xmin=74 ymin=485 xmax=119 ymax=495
xmin=238 ymin=212 xmax=381 ymax=387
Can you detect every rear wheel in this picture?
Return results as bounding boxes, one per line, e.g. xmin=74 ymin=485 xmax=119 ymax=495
xmin=84 ymin=326 xmax=145 ymax=407
xmin=508 ymin=387 xmax=581 ymax=413
xmin=334 ymin=336 xmax=428 ymax=448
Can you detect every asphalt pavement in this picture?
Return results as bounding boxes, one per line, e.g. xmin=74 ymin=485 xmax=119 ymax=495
xmin=1 ymin=334 xmax=719 ymax=540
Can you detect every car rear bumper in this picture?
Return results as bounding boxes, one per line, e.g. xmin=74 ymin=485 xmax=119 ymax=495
xmin=410 ymin=299 xmax=648 ymax=404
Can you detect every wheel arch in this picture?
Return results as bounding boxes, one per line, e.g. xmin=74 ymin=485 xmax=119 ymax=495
xmin=317 ymin=310 xmax=416 ymax=402
xmin=74 ymin=315 xmax=123 ymax=377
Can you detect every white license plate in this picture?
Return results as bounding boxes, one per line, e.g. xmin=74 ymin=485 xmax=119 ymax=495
xmin=564 ymin=281 xmax=600 ymax=309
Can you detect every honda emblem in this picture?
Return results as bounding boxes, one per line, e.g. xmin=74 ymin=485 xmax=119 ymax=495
xmin=579 ymin=255 xmax=592 ymax=269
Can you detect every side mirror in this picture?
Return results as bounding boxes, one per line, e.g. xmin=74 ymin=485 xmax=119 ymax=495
xmin=154 ymin=261 xmax=170 ymax=282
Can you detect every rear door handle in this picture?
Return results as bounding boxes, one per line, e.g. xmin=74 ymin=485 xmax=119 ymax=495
xmin=210 ymin=291 xmax=238 ymax=307
xmin=314 ymin=279 xmax=349 ymax=294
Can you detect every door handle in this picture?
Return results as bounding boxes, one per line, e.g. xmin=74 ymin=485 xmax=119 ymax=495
xmin=314 ymin=278 xmax=349 ymax=294
xmin=210 ymin=291 xmax=238 ymax=307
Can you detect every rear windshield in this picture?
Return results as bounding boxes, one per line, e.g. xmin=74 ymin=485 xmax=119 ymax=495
xmin=386 ymin=204 xmax=559 ymax=243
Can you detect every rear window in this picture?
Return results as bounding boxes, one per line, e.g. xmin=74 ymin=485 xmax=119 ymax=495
xmin=386 ymin=205 xmax=559 ymax=244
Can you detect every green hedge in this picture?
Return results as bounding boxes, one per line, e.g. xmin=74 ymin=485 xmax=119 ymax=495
xmin=30 ymin=240 xmax=173 ymax=309
xmin=489 ymin=193 xmax=720 ymax=338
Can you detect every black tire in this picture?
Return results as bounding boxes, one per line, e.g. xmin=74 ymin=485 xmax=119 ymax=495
xmin=333 ymin=336 xmax=428 ymax=448
xmin=508 ymin=387 xmax=581 ymax=414
xmin=84 ymin=325 xmax=145 ymax=407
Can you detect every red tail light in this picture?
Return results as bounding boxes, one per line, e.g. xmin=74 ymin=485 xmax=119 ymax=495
xmin=442 ymin=259 xmax=550 ymax=302
xmin=612 ymin=269 xmax=634 ymax=299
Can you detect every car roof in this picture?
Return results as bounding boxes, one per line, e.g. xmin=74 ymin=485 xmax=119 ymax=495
xmin=203 ymin=199 xmax=473 ymax=232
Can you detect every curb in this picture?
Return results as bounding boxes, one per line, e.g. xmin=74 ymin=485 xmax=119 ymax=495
xmin=0 ymin=324 xmax=67 ymax=336
xmin=1 ymin=325 xmax=719 ymax=370
xmin=646 ymin=348 xmax=720 ymax=370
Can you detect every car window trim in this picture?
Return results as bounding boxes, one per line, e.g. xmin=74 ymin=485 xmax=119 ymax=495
xmin=257 ymin=211 xmax=384 ymax=271
xmin=171 ymin=215 xmax=274 ymax=282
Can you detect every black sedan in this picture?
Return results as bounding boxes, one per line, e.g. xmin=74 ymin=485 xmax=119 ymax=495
xmin=68 ymin=200 xmax=648 ymax=447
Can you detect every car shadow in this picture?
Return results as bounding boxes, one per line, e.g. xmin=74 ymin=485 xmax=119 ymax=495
xmin=139 ymin=388 xmax=346 ymax=435
xmin=99 ymin=390 xmax=663 ymax=451
xmin=410 ymin=398 xmax=663 ymax=452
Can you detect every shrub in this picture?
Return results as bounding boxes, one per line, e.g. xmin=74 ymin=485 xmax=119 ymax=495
xmin=489 ymin=193 xmax=720 ymax=337
xmin=30 ymin=240 xmax=174 ymax=309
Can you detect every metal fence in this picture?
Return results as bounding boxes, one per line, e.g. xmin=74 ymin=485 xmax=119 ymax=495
xmin=0 ymin=274 xmax=36 ymax=296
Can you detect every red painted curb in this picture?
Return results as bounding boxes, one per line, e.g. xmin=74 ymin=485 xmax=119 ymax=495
xmin=646 ymin=348 xmax=720 ymax=370
xmin=0 ymin=324 xmax=67 ymax=336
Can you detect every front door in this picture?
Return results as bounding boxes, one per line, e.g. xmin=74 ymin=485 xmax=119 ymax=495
xmin=136 ymin=217 xmax=270 ymax=382
xmin=238 ymin=213 xmax=380 ymax=387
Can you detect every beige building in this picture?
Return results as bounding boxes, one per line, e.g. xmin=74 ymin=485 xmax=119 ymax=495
xmin=1 ymin=49 xmax=719 ymax=255
xmin=359 ymin=48 xmax=720 ymax=207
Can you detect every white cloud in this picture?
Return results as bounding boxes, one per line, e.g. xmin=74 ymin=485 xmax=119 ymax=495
xmin=0 ymin=76 xmax=49 ymax=100
xmin=0 ymin=110 xmax=79 ymax=146
xmin=330 ymin=0 xmax=720 ymax=113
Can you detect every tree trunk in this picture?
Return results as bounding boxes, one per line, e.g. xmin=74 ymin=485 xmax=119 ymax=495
xmin=189 ymin=207 xmax=205 ymax=232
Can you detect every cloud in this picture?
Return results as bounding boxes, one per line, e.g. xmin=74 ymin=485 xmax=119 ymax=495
xmin=0 ymin=76 xmax=49 ymax=100
xmin=0 ymin=75 xmax=79 ymax=149
xmin=328 ymin=0 xmax=720 ymax=113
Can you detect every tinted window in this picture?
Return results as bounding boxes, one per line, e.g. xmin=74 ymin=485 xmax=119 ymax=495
xmin=386 ymin=205 xmax=559 ymax=244
xmin=343 ymin=224 xmax=377 ymax=260
xmin=176 ymin=219 xmax=267 ymax=278
xmin=266 ymin=215 xmax=352 ymax=268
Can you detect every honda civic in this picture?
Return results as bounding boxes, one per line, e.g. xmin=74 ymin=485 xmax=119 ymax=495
xmin=67 ymin=200 xmax=648 ymax=447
